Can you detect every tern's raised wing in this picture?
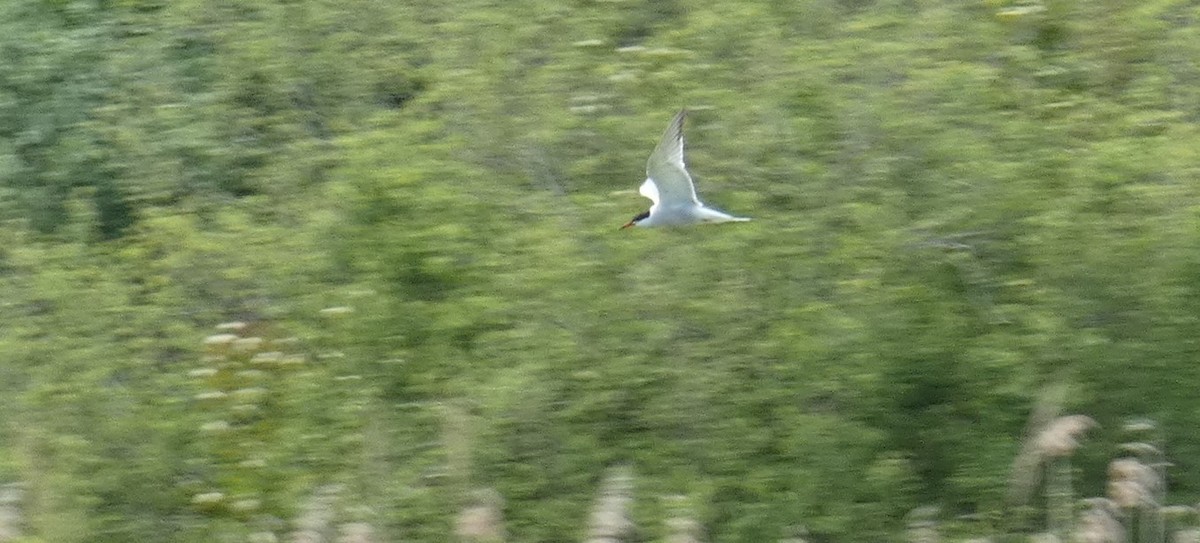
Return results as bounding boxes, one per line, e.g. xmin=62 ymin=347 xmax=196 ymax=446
xmin=644 ymin=109 xmax=700 ymax=207
xmin=638 ymin=177 xmax=660 ymax=205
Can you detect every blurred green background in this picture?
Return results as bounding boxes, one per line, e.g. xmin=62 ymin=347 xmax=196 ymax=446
xmin=1 ymin=0 xmax=1198 ymax=541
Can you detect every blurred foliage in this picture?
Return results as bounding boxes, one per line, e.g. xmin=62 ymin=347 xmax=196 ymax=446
xmin=1 ymin=0 xmax=1200 ymax=541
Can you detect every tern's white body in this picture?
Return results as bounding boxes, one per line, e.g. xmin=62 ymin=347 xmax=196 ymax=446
xmin=622 ymin=109 xmax=750 ymax=229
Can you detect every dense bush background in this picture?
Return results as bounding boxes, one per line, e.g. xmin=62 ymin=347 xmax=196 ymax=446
xmin=1 ymin=0 xmax=1198 ymax=541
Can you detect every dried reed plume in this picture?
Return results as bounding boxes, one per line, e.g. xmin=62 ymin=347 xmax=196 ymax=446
xmin=1107 ymin=456 xmax=1167 ymax=543
xmin=455 ymin=488 xmax=505 ymax=543
xmin=1034 ymin=416 xmax=1098 ymax=459
xmin=1075 ymin=498 xmax=1125 ymax=543
xmin=1008 ymin=385 xmax=1072 ymax=505
xmin=1008 ymin=410 xmax=1096 ymax=539
xmin=1002 ymin=406 xmax=1194 ymax=543
xmin=584 ymin=466 xmax=636 ymax=543
xmin=1107 ymin=459 xmax=1161 ymax=508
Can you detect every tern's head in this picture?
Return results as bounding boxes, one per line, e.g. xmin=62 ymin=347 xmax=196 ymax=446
xmin=620 ymin=210 xmax=650 ymax=230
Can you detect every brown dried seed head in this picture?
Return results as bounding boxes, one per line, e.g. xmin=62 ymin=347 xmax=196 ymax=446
xmin=1107 ymin=459 xmax=1162 ymax=495
xmin=1074 ymin=499 xmax=1126 ymax=543
xmin=1034 ymin=415 xmax=1097 ymax=457
xmin=1108 ymin=480 xmax=1149 ymax=509
xmin=1108 ymin=459 xmax=1143 ymax=482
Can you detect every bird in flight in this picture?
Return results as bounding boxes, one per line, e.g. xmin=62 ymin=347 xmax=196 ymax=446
xmin=621 ymin=109 xmax=751 ymax=229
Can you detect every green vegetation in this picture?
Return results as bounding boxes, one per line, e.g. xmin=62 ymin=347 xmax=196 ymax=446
xmin=2 ymin=0 xmax=1199 ymax=541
